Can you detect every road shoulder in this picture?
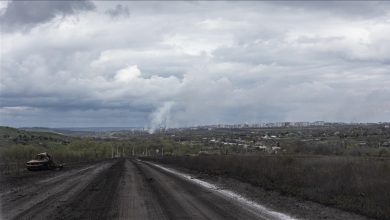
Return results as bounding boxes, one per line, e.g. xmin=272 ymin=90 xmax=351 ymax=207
xmin=146 ymin=161 xmax=374 ymax=220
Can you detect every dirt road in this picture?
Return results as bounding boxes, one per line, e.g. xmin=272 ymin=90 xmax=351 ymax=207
xmin=1 ymin=159 xmax=296 ymax=220
xmin=0 ymin=159 xmax=370 ymax=220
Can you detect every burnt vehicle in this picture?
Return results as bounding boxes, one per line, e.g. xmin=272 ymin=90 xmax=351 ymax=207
xmin=26 ymin=152 xmax=63 ymax=171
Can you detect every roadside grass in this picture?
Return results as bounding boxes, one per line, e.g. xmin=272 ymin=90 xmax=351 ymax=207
xmin=150 ymin=155 xmax=390 ymax=220
xmin=0 ymin=140 xmax=115 ymax=174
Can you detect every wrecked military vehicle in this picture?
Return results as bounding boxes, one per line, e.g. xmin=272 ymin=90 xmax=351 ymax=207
xmin=26 ymin=152 xmax=63 ymax=171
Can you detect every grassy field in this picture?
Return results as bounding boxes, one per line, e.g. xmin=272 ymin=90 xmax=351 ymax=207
xmin=0 ymin=127 xmax=117 ymax=173
xmin=150 ymin=155 xmax=390 ymax=219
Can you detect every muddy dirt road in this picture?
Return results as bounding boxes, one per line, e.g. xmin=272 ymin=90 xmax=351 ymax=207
xmin=1 ymin=159 xmax=295 ymax=220
xmin=0 ymin=159 xmax=371 ymax=220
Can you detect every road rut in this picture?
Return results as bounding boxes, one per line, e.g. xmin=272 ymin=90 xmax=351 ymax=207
xmin=1 ymin=159 xmax=294 ymax=220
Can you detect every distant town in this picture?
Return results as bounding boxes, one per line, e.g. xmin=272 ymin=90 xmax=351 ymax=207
xmin=155 ymin=121 xmax=390 ymax=132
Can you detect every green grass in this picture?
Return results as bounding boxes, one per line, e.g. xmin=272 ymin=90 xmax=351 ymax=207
xmin=0 ymin=127 xmax=116 ymax=173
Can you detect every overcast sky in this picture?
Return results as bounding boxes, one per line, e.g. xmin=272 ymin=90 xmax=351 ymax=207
xmin=0 ymin=1 xmax=389 ymax=128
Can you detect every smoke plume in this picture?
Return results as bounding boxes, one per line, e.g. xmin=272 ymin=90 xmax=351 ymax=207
xmin=149 ymin=101 xmax=175 ymax=133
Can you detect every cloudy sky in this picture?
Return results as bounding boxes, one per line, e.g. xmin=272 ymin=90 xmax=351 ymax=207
xmin=0 ymin=1 xmax=389 ymax=128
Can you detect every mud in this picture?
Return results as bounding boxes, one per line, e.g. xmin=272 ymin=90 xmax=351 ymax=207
xmin=0 ymin=159 xmax=374 ymax=220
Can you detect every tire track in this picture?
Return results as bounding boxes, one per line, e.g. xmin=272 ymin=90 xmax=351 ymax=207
xmin=2 ymin=158 xmax=296 ymax=220
xmin=2 ymin=161 xmax=115 ymax=220
xmin=133 ymin=159 xmax=282 ymax=220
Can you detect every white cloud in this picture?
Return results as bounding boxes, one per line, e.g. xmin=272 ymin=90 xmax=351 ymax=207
xmin=1 ymin=1 xmax=389 ymax=127
xmin=114 ymin=65 xmax=141 ymax=83
xmin=163 ymin=33 xmax=233 ymax=56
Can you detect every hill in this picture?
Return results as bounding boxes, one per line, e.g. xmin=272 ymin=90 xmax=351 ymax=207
xmin=0 ymin=126 xmax=70 ymax=148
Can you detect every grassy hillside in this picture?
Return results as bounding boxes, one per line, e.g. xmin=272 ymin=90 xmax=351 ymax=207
xmin=0 ymin=126 xmax=69 ymax=148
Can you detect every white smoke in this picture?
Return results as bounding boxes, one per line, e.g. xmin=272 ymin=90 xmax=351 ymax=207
xmin=149 ymin=101 xmax=175 ymax=134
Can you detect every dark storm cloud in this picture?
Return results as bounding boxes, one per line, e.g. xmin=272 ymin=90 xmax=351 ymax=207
xmin=0 ymin=107 xmax=151 ymax=128
xmin=105 ymin=4 xmax=130 ymax=18
xmin=1 ymin=0 xmax=95 ymax=31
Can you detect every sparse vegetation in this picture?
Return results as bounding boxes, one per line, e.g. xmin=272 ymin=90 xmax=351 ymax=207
xmin=0 ymin=126 xmax=190 ymax=173
xmin=1 ymin=124 xmax=390 ymax=218
xmin=0 ymin=127 xmax=117 ymax=173
xmin=150 ymin=155 xmax=390 ymax=219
